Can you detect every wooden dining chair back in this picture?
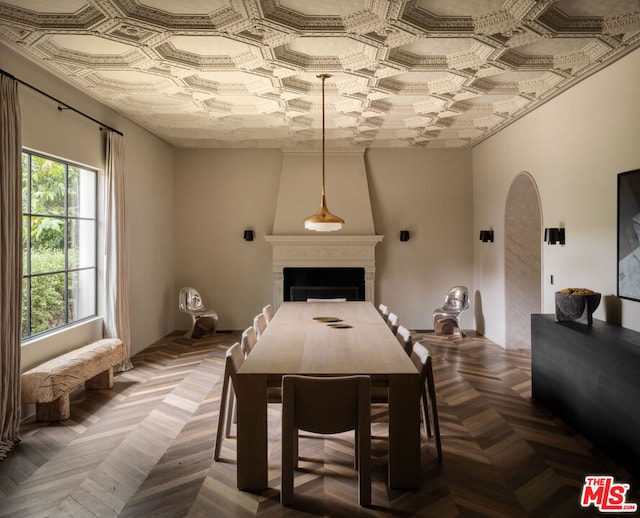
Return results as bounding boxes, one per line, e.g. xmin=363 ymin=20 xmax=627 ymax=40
xmin=377 ymin=303 xmax=389 ymax=322
xmin=215 ymin=342 xmax=281 ymax=461
xmin=396 ymin=325 xmax=413 ymax=356
xmin=281 ymin=375 xmax=371 ymax=507
xmin=253 ymin=313 xmax=267 ymax=338
xmin=387 ymin=312 xmax=399 ymax=335
xmin=240 ymin=326 xmax=257 ymax=357
xmin=411 ymin=342 xmax=442 ymax=461
xmin=262 ymin=304 xmax=274 ymax=324
xmin=370 ymin=341 xmax=442 ymax=462
xmin=214 ymin=343 xmax=243 ymax=461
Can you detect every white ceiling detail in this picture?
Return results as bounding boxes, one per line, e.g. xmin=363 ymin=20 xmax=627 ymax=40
xmin=1 ymin=0 xmax=639 ymax=148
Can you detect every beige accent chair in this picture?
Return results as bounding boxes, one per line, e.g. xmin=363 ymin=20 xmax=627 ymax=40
xmin=281 ymin=375 xmax=371 ymax=507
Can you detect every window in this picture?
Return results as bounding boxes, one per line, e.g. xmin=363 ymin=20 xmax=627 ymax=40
xmin=22 ymin=150 xmax=97 ymax=339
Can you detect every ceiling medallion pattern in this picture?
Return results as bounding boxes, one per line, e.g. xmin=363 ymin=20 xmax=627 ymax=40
xmin=1 ymin=0 xmax=639 ymax=148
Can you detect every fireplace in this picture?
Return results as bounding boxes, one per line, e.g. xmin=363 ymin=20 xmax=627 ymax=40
xmin=265 ymin=235 xmax=383 ymax=308
xmin=284 ymin=267 xmax=365 ymax=301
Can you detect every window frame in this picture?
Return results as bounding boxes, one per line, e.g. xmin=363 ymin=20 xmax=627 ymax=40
xmin=21 ymin=149 xmax=99 ymax=341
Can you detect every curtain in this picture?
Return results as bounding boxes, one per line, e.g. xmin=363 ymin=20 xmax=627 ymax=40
xmin=0 ymin=74 xmax=22 ymax=459
xmin=104 ymin=131 xmax=132 ymax=371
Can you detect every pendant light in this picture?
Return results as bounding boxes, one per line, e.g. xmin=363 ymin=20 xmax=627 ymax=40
xmin=304 ymin=74 xmax=345 ymax=232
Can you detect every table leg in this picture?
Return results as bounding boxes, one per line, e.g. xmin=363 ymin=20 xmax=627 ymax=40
xmin=388 ymin=374 xmax=421 ymax=488
xmin=236 ymin=374 xmax=268 ymax=490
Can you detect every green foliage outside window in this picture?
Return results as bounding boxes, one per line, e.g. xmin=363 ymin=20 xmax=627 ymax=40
xmin=22 ymin=151 xmax=96 ymax=339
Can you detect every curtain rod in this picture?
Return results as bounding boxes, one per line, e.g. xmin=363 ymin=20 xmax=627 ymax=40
xmin=0 ymin=68 xmax=124 ymax=136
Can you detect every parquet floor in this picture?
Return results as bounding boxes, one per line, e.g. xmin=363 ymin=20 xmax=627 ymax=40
xmin=1 ymin=330 xmax=638 ymax=517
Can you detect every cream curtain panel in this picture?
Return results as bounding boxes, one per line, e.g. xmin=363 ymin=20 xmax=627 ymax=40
xmin=0 ymin=74 xmax=22 ymax=459
xmin=104 ymin=131 xmax=132 ymax=371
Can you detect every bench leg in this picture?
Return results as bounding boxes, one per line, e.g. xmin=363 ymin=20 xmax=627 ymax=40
xmin=85 ymin=367 xmax=114 ymax=390
xmin=36 ymin=395 xmax=70 ymax=421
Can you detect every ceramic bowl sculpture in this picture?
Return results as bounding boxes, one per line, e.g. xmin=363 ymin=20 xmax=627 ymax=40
xmin=555 ymin=288 xmax=601 ymax=325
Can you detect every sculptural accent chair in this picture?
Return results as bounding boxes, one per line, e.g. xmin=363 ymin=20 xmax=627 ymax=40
xmin=179 ymin=287 xmax=218 ymax=339
xmin=433 ymin=286 xmax=469 ymax=337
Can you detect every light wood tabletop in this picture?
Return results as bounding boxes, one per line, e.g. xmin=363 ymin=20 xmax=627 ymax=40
xmin=236 ymin=301 xmax=421 ymax=491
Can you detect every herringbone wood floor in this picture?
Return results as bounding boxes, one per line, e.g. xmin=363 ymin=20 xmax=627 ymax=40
xmin=1 ymin=330 xmax=638 ymax=517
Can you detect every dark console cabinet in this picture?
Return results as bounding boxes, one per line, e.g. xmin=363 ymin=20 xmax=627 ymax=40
xmin=531 ymin=314 xmax=640 ymax=476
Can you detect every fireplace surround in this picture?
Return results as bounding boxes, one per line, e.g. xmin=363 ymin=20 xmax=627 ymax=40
xmin=265 ymin=235 xmax=383 ymax=308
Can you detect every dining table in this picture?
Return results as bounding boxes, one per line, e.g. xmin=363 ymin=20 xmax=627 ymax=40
xmin=235 ymin=301 xmax=421 ymax=490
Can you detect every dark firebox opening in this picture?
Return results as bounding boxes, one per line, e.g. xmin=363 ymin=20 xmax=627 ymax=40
xmin=283 ymin=267 xmax=365 ymax=302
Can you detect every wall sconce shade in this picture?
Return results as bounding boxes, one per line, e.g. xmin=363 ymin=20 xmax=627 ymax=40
xmin=544 ymin=227 xmax=565 ymax=245
xmin=243 ymin=230 xmax=254 ymax=241
xmin=400 ymin=230 xmax=410 ymax=242
xmin=479 ymin=230 xmax=494 ymax=243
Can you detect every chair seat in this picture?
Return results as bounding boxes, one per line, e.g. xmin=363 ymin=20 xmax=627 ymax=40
xmin=433 ymin=308 xmax=460 ymax=316
xmin=190 ymin=308 xmax=218 ymax=317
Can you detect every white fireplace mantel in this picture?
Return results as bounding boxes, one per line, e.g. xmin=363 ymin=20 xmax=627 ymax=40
xmin=265 ymin=234 xmax=383 ymax=307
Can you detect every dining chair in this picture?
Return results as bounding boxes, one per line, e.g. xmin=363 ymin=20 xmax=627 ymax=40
xmin=396 ymin=325 xmax=413 ymax=356
xmin=214 ymin=343 xmax=281 ymax=461
xmin=371 ymin=341 xmax=442 ymax=462
xmin=378 ymin=303 xmax=390 ymax=322
xmin=387 ymin=312 xmax=399 ymax=335
xmin=281 ymin=375 xmax=371 ymax=507
xmin=262 ymin=304 xmax=274 ymax=324
xmin=214 ymin=343 xmax=243 ymax=461
xmin=240 ymin=326 xmax=257 ymax=357
xmin=253 ymin=313 xmax=267 ymax=338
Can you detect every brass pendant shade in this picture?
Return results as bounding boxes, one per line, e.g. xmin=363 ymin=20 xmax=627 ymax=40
xmin=304 ymin=74 xmax=344 ymax=232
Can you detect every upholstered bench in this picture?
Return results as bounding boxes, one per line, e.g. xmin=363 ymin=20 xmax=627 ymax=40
xmin=21 ymin=338 xmax=124 ymax=422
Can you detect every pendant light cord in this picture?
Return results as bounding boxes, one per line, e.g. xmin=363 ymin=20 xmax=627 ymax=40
xmin=321 ymin=74 xmax=327 ymax=199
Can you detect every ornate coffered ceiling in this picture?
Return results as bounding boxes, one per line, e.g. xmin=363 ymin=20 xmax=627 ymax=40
xmin=1 ymin=0 xmax=639 ymax=148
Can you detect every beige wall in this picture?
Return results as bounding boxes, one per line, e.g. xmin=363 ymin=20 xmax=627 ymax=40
xmin=2 ymin=43 xmax=177 ymax=370
xmin=173 ymin=147 xmax=473 ymax=331
xmin=173 ymin=149 xmax=282 ymax=331
xmin=473 ymin=47 xmax=640 ymax=345
xmin=366 ymin=148 xmax=473 ymax=329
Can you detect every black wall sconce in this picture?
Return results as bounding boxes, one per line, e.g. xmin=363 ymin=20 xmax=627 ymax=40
xmin=400 ymin=230 xmax=410 ymax=242
xmin=243 ymin=229 xmax=254 ymax=242
xmin=479 ymin=230 xmax=494 ymax=243
xmin=544 ymin=227 xmax=565 ymax=245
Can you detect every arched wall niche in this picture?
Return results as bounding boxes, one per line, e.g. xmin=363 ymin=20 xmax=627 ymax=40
xmin=504 ymin=172 xmax=542 ymax=348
